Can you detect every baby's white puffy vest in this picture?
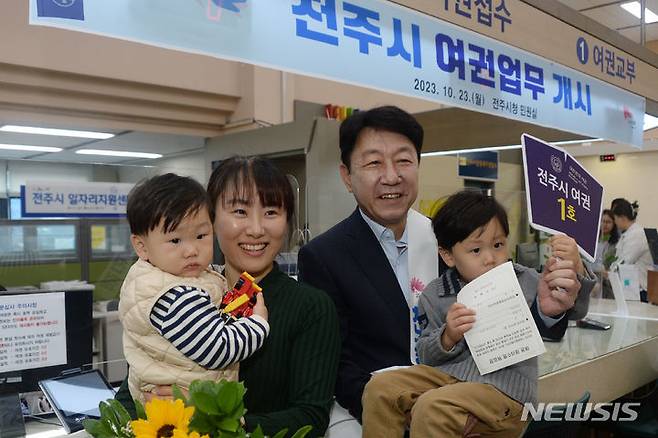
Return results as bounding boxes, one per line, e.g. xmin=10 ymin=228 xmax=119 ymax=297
xmin=119 ymin=259 xmax=238 ymax=402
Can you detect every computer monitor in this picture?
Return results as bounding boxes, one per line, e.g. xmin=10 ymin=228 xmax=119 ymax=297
xmin=0 ymin=288 xmax=93 ymax=396
xmin=644 ymin=228 xmax=658 ymax=265
xmin=516 ymin=242 xmax=540 ymax=271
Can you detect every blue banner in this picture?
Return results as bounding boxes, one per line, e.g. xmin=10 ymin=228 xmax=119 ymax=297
xmin=458 ymin=151 xmax=498 ymax=181
xmin=21 ymin=181 xmax=133 ymax=218
xmin=29 ymin=0 xmax=645 ymax=147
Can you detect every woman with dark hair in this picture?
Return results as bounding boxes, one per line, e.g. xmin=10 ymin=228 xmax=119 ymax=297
xmin=612 ymin=199 xmax=652 ymax=302
xmin=591 ymin=209 xmax=619 ymax=298
xmin=207 ymin=157 xmax=340 ymax=436
xmin=117 ymin=156 xmax=341 ymax=437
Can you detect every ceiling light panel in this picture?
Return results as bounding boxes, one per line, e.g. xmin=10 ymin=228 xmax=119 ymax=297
xmin=644 ymin=114 xmax=658 ymax=131
xmin=421 ymin=145 xmax=521 ymax=157
xmin=75 ymin=149 xmax=162 ymax=159
xmin=0 ymin=125 xmax=115 ymax=139
xmin=620 ymin=2 xmax=658 ymax=23
xmin=0 ymin=143 xmax=63 ymax=152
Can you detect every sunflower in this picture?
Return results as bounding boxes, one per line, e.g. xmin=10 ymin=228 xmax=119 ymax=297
xmin=172 ymin=430 xmax=209 ymax=438
xmin=131 ymin=399 xmax=195 ymax=438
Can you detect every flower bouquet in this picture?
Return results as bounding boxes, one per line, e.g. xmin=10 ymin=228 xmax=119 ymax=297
xmin=83 ymin=380 xmax=312 ymax=438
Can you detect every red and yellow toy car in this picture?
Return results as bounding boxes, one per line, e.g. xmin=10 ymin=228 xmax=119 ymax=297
xmin=220 ymin=271 xmax=262 ymax=318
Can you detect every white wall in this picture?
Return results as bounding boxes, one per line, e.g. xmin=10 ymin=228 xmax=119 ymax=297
xmin=417 ymin=155 xmax=529 ymax=251
xmin=578 ymin=151 xmax=658 ymax=228
xmin=0 ymin=152 xmax=207 ymax=199
xmin=2 ymin=160 xmax=96 ymax=197
xmin=0 ymin=161 xmax=7 ymax=197
xmin=418 ymin=156 xmax=524 ymax=206
xmin=118 ymin=153 xmax=208 ymax=185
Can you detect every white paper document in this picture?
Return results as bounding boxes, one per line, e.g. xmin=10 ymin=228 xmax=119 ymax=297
xmin=457 ymin=262 xmax=546 ymax=375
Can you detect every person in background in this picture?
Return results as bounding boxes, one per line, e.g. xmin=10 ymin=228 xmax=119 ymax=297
xmin=589 ymin=209 xmax=619 ymax=298
xmin=612 ymin=199 xmax=652 ymax=303
xmin=117 ymin=158 xmax=341 ymax=437
xmin=610 ymin=198 xmax=624 ymax=240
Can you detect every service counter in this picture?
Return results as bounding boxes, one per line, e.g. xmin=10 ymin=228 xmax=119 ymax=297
xmin=539 ymin=298 xmax=658 ymax=403
xmin=26 ymin=299 xmax=658 ymax=437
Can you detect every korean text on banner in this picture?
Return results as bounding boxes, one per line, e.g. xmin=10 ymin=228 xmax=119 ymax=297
xmin=21 ymin=181 xmax=134 ymax=218
xmin=521 ymin=133 xmax=604 ymax=262
xmin=28 ymin=0 xmax=645 ymax=146
xmin=458 ymin=151 xmax=499 ymax=181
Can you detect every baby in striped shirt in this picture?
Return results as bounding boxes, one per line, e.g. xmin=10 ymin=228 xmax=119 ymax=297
xmin=118 ymin=173 xmax=269 ymax=401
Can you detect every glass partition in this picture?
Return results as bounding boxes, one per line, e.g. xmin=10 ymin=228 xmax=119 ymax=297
xmin=90 ymin=222 xmax=132 ymax=258
xmin=0 ymin=218 xmax=135 ymax=300
xmin=35 ymin=224 xmax=77 ymax=252
xmin=88 ymin=219 xmax=135 ymax=301
xmin=0 ymin=220 xmax=79 ymax=262
xmin=0 ymin=224 xmax=25 ymax=255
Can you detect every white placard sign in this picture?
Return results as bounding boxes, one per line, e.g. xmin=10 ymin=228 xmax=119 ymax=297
xmin=458 ymin=262 xmax=546 ymax=375
xmin=0 ymin=292 xmax=67 ymax=373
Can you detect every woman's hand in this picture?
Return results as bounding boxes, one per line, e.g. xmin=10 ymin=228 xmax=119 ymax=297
xmin=441 ymin=303 xmax=476 ymax=351
xmin=252 ymin=293 xmax=268 ymax=321
xmin=143 ymin=385 xmax=189 ymax=402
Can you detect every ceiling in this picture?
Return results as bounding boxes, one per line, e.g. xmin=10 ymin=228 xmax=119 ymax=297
xmin=557 ymin=0 xmax=658 ymax=43
xmin=0 ymin=126 xmax=206 ymax=166
xmin=416 ymin=107 xmax=658 ymax=163
xmin=2 ymin=109 xmax=656 ymax=168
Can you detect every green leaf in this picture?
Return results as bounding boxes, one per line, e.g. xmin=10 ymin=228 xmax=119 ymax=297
xmin=99 ymin=400 xmax=119 ymax=426
xmin=190 ymin=379 xmax=215 ymax=395
xmin=234 ymin=381 xmax=246 ymax=400
xmin=134 ymin=399 xmax=147 ymax=420
xmin=99 ymin=402 xmax=121 ymax=435
xmin=189 ymin=414 xmax=214 ymax=435
xmin=271 ymin=428 xmax=289 ymax=438
xmin=217 ymin=417 xmax=240 ymax=432
xmin=92 ymin=416 xmax=119 ymax=438
xmin=249 ymin=425 xmax=265 ymax=438
xmin=217 ymin=382 xmax=239 ymax=414
xmin=172 ymin=384 xmax=188 ymax=404
xmin=192 ymin=390 xmax=220 ymax=415
xmin=106 ymin=399 xmax=132 ymax=426
xmin=227 ymin=401 xmax=246 ymax=421
xmin=289 ymin=426 xmax=313 ymax=438
xmin=82 ymin=418 xmax=103 ymax=437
